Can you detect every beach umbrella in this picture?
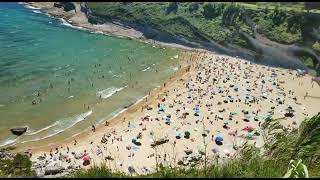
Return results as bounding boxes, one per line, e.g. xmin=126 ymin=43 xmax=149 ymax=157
xmin=195 ymin=107 xmax=200 ymax=114
xmin=83 ymin=155 xmax=90 ymax=161
xmin=247 ymin=131 xmax=254 ymax=138
xmin=215 ymin=136 xmax=224 ymax=142
xmin=242 ymin=126 xmax=254 ymax=131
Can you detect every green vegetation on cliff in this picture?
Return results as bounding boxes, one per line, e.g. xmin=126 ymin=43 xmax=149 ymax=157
xmin=85 ymin=2 xmax=320 ymax=72
xmin=86 ymin=2 xmax=318 ymax=46
xmin=0 ymin=152 xmax=36 ymax=178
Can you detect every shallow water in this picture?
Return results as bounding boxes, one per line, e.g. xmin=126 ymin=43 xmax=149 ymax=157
xmin=0 ymin=3 xmax=182 ymax=148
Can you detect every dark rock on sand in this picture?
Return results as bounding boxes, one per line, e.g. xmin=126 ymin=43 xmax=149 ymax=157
xmin=44 ymin=164 xmax=65 ymax=175
xmin=10 ymin=127 xmax=27 ymax=136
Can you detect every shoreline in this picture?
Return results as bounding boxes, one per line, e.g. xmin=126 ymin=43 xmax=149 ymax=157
xmin=7 ymin=2 xmax=209 ymax=152
xmin=13 ymin=2 xmax=320 ymax=177
xmin=18 ymin=50 xmax=201 ymax=153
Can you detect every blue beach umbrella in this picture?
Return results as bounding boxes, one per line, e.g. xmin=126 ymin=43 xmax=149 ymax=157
xmin=215 ymin=136 xmax=224 ymax=142
xmin=195 ymin=107 xmax=200 ymax=113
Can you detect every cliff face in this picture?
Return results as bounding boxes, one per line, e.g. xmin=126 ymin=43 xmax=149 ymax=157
xmin=29 ymin=2 xmax=319 ymax=73
xmin=54 ymin=2 xmax=75 ymax=12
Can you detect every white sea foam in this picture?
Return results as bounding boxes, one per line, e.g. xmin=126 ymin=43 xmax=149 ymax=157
xmin=133 ymin=95 xmax=148 ymax=106
xmin=172 ymin=66 xmax=179 ymax=71
xmin=0 ymin=137 xmax=19 ymax=147
xmin=12 ymin=111 xmax=93 ymax=145
xmin=111 ymin=108 xmax=127 ymax=119
xmin=32 ymin=10 xmax=41 ymax=14
xmin=26 ymin=121 xmax=59 ymax=136
xmin=59 ymin=18 xmax=87 ymax=31
xmin=91 ymin=31 xmax=104 ymax=35
xmin=96 ymin=86 xmax=126 ymax=99
xmin=142 ymin=67 xmax=151 ymax=72
xmin=24 ymin=4 xmax=41 ymax=10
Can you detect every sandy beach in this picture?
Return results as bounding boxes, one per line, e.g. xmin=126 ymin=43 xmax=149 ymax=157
xmin=17 ymin=2 xmax=320 ymax=177
xmin=26 ymin=51 xmax=320 ymax=176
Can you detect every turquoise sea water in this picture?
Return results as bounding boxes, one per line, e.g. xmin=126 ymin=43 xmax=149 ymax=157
xmin=0 ymin=3 xmax=182 ymax=148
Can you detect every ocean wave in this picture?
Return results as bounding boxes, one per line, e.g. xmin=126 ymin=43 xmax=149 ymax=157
xmin=12 ymin=111 xmax=93 ymax=145
xmin=132 ymin=95 xmax=148 ymax=107
xmin=59 ymin=18 xmax=87 ymax=31
xmin=111 ymin=108 xmax=127 ymax=119
xmin=172 ymin=66 xmax=179 ymax=71
xmin=90 ymin=31 xmax=104 ymax=35
xmin=142 ymin=67 xmax=151 ymax=72
xmin=96 ymin=86 xmax=126 ymax=99
xmin=32 ymin=10 xmax=41 ymax=14
xmin=26 ymin=121 xmax=59 ymax=136
xmin=23 ymin=4 xmax=41 ymax=10
xmin=0 ymin=137 xmax=19 ymax=147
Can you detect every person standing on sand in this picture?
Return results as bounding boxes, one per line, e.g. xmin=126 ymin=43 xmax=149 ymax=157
xmin=304 ymin=92 xmax=308 ymax=100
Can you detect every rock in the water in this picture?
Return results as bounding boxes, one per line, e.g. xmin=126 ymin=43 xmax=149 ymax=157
xmin=44 ymin=164 xmax=65 ymax=175
xmin=10 ymin=127 xmax=27 ymax=136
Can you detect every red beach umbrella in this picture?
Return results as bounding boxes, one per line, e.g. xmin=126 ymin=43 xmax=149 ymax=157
xmin=83 ymin=155 xmax=90 ymax=161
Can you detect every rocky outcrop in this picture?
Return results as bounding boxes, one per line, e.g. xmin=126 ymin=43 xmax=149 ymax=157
xmin=10 ymin=127 xmax=27 ymax=136
xmin=53 ymin=2 xmax=75 ymax=12
xmin=0 ymin=149 xmax=14 ymax=160
xmin=44 ymin=164 xmax=65 ymax=175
